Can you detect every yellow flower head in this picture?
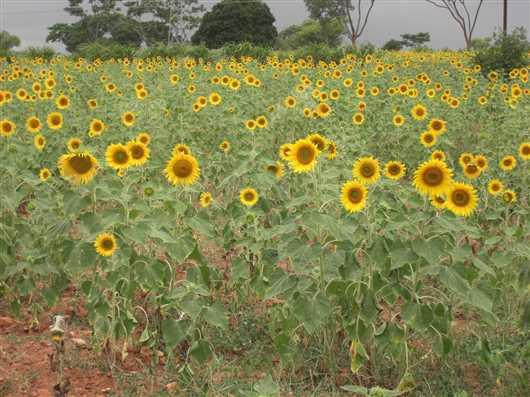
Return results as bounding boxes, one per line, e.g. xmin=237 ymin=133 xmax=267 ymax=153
xmin=340 ymin=180 xmax=367 ymax=213
xmin=240 ymin=187 xmax=259 ymax=207
xmin=413 ymin=159 xmax=453 ymax=196
xmin=94 ymin=233 xmax=117 ymax=257
xmin=353 ymin=156 xmax=380 ymax=185
xmin=164 ymin=153 xmax=200 ymax=186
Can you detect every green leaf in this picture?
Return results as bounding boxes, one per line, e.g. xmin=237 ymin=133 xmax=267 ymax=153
xmin=264 ymin=273 xmax=296 ymax=300
xmin=472 ymin=257 xmax=495 ymax=276
xmin=439 ymin=267 xmax=469 ymax=295
xmin=166 ymin=234 xmax=195 ymax=263
xmin=254 ymin=374 xmax=279 ymax=396
xmin=467 ymin=288 xmax=493 ymax=313
xmin=203 ymin=302 xmax=228 ymax=330
xmin=161 ymin=318 xmax=187 ymax=348
xmin=184 ymin=217 xmax=215 ymax=238
xmin=293 ymin=293 xmax=330 ymax=334
xmin=189 ymin=340 xmax=212 ymax=363
xmin=411 ymin=238 xmax=444 ymax=266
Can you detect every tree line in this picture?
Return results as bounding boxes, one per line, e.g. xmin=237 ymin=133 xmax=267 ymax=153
xmin=0 ymin=0 xmax=515 ymax=53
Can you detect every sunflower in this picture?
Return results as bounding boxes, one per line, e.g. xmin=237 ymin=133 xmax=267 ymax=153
xmin=428 ymin=118 xmax=446 ymax=135
xmin=288 ymin=139 xmax=319 ymax=173
xmin=172 ymin=143 xmax=191 ymax=156
xmin=245 ymin=119 xmax=257 ymax=130
xmin=384 ymin=161 xmax=406 ymax=180
xmin=499 ymin=155 xmax=516 ymax=171
xmin=279 ymin=143 xmax=292 ymax=161
xmin=352 ymin=112 xmax=364 ymax=125
xmin=94 ymin=233 xmax=117 ymax=257
xmin=474 ymin=155 xmax=488 ymax=170
xmin=121 ymin=111 xmax=135 ymax=127
xmin=87 ymin=99 xmax=97 ymax=109
xmin=519 ymin=142 xmax=530 ymax=160
xmin=39 ymin=168 xmax=51 ymax=182
xmin=106 ymin=144 xmax=131 ymax=170
xmin=458 ymin=152 xmax=474 ymax=168
xmin=199 ymin=192 xmax=213 ymax=208
xmin=219 ymin=140 xmax=230 ymax=153
xmin=340 ymin=180 xmax=367 ymax=213
xmin=55 ymin=94 xmax=70 ymax=110
xmin=209 ymin=92 xmax=222 ymax=105
xmin=487 ymin=179 xmax=504 ymax=195
xmin=284 ymin=96 xmax=296 ymax=108
xmin=67 ymin=138 xmax=82 ymax=152
xmin=463 ymin=163 xmax=481 ymax=179
xmin=240 ymin=188 xmax=259 ymax=207
xmin=307 ymin=133 xmax=327 ymax=151
xmin=413 ymin=159 xmax=453 ymax=196
xmin=420 ymin=131 xmax=437 ymax=148
xmin=353 ymin=156 xmax=380 ymax=185
xmin=26 ymin=116 xmax=42 ymax=133
xmin=266 ymin=161 xmax=285 ymax=179
xmin=164 ymin=153 xmax=200 ymax=185
xmin=502 ymin=189 xmax=516 ymax=203
xmin=392 ymin=114 xmax=405 ymax=127
xmin=256 ymin=115 xmax=268 ymax=129
xmin=326 ymin=141 xmax=337 ymax=160
xmin=34 ymin=134 xmax=45 ymax=150
xmin=137 ymin=132 xmax=151 ymax=145
xmin=127 ymin=141 xmax=149 ymax=166
xmin=89 ymin=119 xmax=105 ymax=136
xmin=430 ymin=195 xmax=447 ymax=209
xmin=58 ymin=152 xmax=98 ymax=184
xmin=47 ymin=112 xmax=63 ymax=130
xmin=446 ymin=182 xmax=478 ymax=217
xmin=431 ymin=150 xmax=446 ymax=162
xmin=316 ymin=102 xmax=331 ymax=118
xmin=411 ymin=104 xmax=427 ymax=120
xmin=0 ymin=119 xmax=15 ymax=137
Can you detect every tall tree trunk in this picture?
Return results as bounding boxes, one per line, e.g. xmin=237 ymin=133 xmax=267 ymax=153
xmin=351 ymin=32 xmax=357 ymax=47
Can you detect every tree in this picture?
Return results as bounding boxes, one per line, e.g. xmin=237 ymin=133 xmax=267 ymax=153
xmin=304 ymin=0 xmax=376 ymax=46
xmin=125 ymin=0 xmax=205 ymax=44
xmin=278 ymin=19 xmax=344 ymax=49
xmin=400 ymin=32 xmax=431 ymax=49
xmin=47 ymin=0 xmax=144 ymax=52
xmin=382 ymin=39 xmax=404 ymax=51
xmin=0 ymin=31 xmax=21 ymax=52
xmin=191 ymin=0 xmax=277 ymax=49
xmin=425 ymin=0 xmax=484 ymax=49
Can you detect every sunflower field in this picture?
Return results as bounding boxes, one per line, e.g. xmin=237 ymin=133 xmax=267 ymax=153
xmin=0 ymin=51 xmax=529 ymax=395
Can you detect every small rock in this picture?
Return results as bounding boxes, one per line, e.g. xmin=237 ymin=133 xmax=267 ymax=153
xmin=71 ymin=338 xmax=89 ymax=349
xmin=165 ymin=382 xmax=178 ymax=392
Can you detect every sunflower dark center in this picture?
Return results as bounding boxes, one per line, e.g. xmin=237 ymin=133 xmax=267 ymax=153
xmin=125 ymin=114 xmax=133 ymax=122
xmin=30 ymin=120 xmax=39 ymax=128
xmin=51 ymin=116 xmax=61 ymax=125
xmin=416 ymin=108 xmax=425 ymax=116
xmin=503 ymin=159 xmax=512 ymax=166
xmin=348 ymin=188 xmax=363 ymax=204
xmin=423 ymin=167 xmax=443 ymax=186
xmin=297 ymin=146 xmax=315 ymax=165
xmin=101 ymin=238 xmax=114 ymax=250
xmin=113 ymin=150 xmax=129 ymax=165
xmin=389 ymin=165 xmax=401 ymax=175
xmin=432 ymin=121 xmax=442 ymax=130
xmin=69 ymin=155 xmax=93 ymax=174
xmin=522 ymin=146 xmax=530 ymax=155
xmin=424 ymin=134 xmax=434 ymax=143
xmin=451 ymin=189 xmax=470 ymax=206
xmin=2 ymin=123 xmax=12 ymax=133
xmin=466 ymin=164 xmax=479 ymax=174
xmin=244 ymin=192 xmax=254 ymax=201
xmin=131 ymin=145 xmax=144 ymax=159
xmin=360 ymin=164 xmax=375 ymax=178
xmin=173 ymin=159 xmax=192 ymax=178
xmin=492 ymin=183 xmax=500 ymax=191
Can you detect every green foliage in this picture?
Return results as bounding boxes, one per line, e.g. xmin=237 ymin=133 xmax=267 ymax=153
xmin=21 ymin=46 xmax=56 ymax=61
xmin=47 ymin=13 xmax=143 ymax=53
xmin=222 ymin=42 xmax=272 ymax=62
xmin=125 ymin=0 xmax=205 ymax=43
xmin=473 ymin=27 xmax=530 ymax=76
xmin=383 ymin=39 xmax=404 ymax=51
xmin=75 ymin=41 xmax=137 ymax=60
xmin=191 ymin=0 xmax=277 ymax=49
xmin=0 ymin=30 xmax=21 ymax=52
xmin=400 ymin=32 xmax=431 ymax=49
xmin=277 ymin=19 xmax=344 ymax=49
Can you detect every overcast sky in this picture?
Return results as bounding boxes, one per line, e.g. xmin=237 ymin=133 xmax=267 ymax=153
xmin=1 ymin=0 xmax=529 ymax=51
